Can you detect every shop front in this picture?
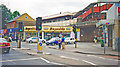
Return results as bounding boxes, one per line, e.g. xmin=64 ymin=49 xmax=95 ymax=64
xmin=24 ymin=26 xmax=73 ymax=40
xmin=42 ymin=26 xmax=73 ymax=40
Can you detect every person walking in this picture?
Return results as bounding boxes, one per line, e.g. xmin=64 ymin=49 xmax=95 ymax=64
xmin=58 ymin=36 xmax=61 ymax=49
xmin=94 ymin=35 xmax=97 ymax=44
xmin=61 ymin=36 xmax=65 ymax=49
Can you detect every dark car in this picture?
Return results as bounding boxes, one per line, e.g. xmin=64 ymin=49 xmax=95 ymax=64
xmin=0 ymin=38 xmax=10 ymax=54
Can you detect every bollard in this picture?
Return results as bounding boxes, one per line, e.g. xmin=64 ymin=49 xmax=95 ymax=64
xmin=17 ymin=40 xmax=19 ymax=48
xmin=37 ymin=42 xmax=43 ymax=53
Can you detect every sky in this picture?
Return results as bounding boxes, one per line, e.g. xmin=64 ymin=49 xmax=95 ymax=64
xmin=0 ymin=0 xmax=97 ymax=19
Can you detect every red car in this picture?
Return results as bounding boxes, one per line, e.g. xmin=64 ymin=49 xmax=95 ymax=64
xmin=0 ymin=38 xmax=10 ymax=54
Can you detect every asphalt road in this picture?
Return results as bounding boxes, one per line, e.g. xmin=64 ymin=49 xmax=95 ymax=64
xmin=2 ymin=41 xmax=119 ymax=66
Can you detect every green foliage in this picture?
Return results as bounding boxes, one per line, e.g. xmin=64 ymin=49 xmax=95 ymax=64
xmin=12 ymin=11 xmax=20 ymax=18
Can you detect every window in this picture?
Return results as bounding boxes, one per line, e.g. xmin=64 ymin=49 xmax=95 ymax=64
xmin=32 ymin=38 xmax=37 ymax=39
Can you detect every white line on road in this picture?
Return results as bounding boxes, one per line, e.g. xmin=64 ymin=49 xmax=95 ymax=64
xmin=82 ymin=60 xmax=97 ymax=65
xmin=40 ymin=57 xmax=64 ymax=65
xmin=60 ymin=56 xmax=79 ymax=60
xmin=40 ymin=57 xmax=50 ymax=63
xmin=50 ymin=62 xmax=63 ymax=65
xmin=87 ymin=55 xmax=119 ymax=61
xmin=87 ymin=55 xmax=105 ymax=59
xmin=1 ymin=57 xmax=41 ymax=62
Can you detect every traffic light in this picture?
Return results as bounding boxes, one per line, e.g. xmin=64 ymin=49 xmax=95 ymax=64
xmin=18 ymin=22 xmax=24 ymax=32
xmin=36 ymin=17 xmax=42 ymax=30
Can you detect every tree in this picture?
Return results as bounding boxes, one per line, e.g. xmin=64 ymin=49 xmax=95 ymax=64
xmin=0 ymin=4 xmax=11 ymax=29
xmin=12 ymin=11 xmax=20 ymax=18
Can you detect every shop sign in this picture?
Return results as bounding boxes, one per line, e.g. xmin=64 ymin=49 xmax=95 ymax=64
xmin=50 ymin=27 xmax=65 ymax=30
xmin=44 ymin=28 xmax=48 ymax=30
xmin=118 ymin=7 xmax=120 ymax=16
xmin=3 ymin=29 xmax=7 ymax=34
xmin=66 ymin=28 xmax=70 ymax=30
xmin=25 ymin=27 xmax=36 ymax=30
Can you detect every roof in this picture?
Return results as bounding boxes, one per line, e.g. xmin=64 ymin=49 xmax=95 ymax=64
xmin=8 ymin=16 xmax=21 ymax=23
xmin=42 ymin=12 xmax=75 ymax=20
xmin=7 ymin=13 xmax=35 ymax=23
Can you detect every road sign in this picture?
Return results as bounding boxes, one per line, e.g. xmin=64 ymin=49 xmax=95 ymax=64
xmin=39 ymin=43 xmax=42 ymax=46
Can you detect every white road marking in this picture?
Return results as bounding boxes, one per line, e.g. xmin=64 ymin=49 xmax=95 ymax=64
xmin=1 ymin=57 xmax=41 ymax=62
xmin=82 ymin=60 xmax=97 ymax=65
xmin=50 ymin=62 xmax=63 ymax=65
xmin=40 ymin=57 xmax=50 ymax=63
xmin=40 ymin=57 xmax=63 ymax=65
xmin=60 ymin=56 xmax=79 ymax=60
xmin=87 ymin=55 xmax=105 ymax=59
xmin=87 ymin=55 xmax=119 ymax=61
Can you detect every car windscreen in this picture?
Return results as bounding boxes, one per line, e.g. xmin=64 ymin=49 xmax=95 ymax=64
xmin=0 ymin=39 xmax=7 ymax=43
xmin=49 ymin=38 xmax=56 ymax=41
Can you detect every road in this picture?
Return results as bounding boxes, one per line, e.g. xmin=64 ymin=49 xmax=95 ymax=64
xmin=1 ymin=41 xmax=119 ymax=67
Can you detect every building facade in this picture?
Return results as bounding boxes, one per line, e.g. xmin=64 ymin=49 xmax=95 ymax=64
xmin=40 ymin=12 xmax=77 ymax=40
xmin=6 ymin=13 xmax=36 ymax=41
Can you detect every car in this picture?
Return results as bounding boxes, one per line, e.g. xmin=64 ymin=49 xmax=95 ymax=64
xmin=64 ymin=37 xmax=75 ymax=44
xmin=0 ymin=38 xmax=10 ymax=54
xmin=26 ymin=37 xmax=46 ymax=43
xmin=46 ymin=37 xmax=59 ymax=46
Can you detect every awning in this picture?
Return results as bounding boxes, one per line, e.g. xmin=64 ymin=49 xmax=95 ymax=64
xmin=96 ymin=19 xmax=115 ymax=27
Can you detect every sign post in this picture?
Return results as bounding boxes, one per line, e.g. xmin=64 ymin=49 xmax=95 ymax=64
xmin=102 ymin=25 xmax=107 ymax=55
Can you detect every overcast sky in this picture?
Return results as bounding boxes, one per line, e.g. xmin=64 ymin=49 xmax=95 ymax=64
xmin=0 ymin=0 xmax=97 ymax=19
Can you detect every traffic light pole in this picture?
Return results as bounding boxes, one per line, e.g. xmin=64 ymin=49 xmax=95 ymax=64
xmin=38 ymin=30 xmax=39 ymax=42
xmin=103 ymin=25 xmax=106 ymax=55
xmin=18 ymin=32 xmax=21 ymax=48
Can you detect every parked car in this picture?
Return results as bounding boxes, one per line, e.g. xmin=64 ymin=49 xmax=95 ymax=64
xmin=64 ymin=37 xmax=75 ymax=44
xmin=46 ymin=37 xmax=59 ymax=46
xmin=0 ymin=38 xmax=10 ymax=54
xmin=26 ymin=37 xmax=46 ymax=43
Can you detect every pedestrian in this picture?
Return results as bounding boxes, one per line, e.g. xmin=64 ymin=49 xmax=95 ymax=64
xmin=61 ymin=35 xmax=65 ymax=49
xmin=9 ymin=37 xmax=12 ymax=42
xmin=58 ymin=36 xmax=61 ymax=49
xmin=94 ymin=35 xmax=97 ymax=44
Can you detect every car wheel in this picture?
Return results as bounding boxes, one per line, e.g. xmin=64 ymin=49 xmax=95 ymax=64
xmin=46 ymin=43 xmax=49 ymax=46
xmin=51 ymin=43 xmax=54 ymax=46
xmin=42 ymin=40 xmax=45 ymax=43
xmin=29 ymin=40 xmax=32 ymax=43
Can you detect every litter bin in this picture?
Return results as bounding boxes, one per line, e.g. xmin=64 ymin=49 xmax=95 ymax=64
xmin=100 ymin=39 xmax=104 ymax=47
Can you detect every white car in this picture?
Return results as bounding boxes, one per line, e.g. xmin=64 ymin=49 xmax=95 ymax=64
xmin=64 ymin=37 xmax=75 ymax=44
xmin=26 ymin=37 xmax=46 ymax=43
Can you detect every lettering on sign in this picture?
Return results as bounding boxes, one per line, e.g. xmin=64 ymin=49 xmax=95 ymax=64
xmin=50 ymin=27 xmax=65 ymax=30
xmin=25 ymin=28 xmax=36 ymax=30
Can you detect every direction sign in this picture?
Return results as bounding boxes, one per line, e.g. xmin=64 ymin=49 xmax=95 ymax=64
xmin=39 ymin=43 xmax=42 ymax=46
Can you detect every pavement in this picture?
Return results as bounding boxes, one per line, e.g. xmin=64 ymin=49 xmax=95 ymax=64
xmin=47 ymin=42 xmax=120 ymax=57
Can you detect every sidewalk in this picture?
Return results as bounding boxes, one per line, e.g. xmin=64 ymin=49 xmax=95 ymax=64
xmin=48 ymin=42 xmax=120 ymax=57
